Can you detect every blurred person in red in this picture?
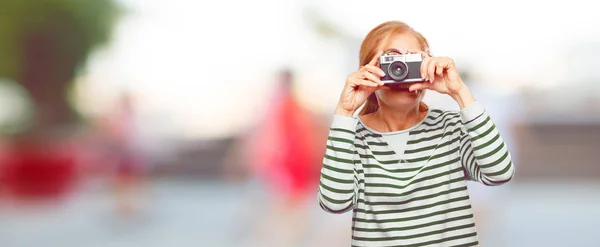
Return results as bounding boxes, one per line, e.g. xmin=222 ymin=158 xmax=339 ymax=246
xmin=99 ymin=92 xmax=146 ymax=219
xmin=251 ymin=69 xmax=325 ymax=202
xmin=224 ymin=69 xmax=328 ymax=246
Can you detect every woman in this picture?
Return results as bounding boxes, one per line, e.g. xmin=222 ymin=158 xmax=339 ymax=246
xmin=317 ymin=21 xmax=515 ymax=246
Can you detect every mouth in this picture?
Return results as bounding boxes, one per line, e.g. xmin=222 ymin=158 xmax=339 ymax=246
xmin=390 ymin=87 xmax=409 ymax=92
xmin=385 ymin=83 xmax=414 ymax=91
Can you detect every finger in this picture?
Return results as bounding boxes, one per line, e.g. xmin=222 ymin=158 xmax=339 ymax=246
xmin=420 ymin=55 xmax=430 ymax=80
xmin=421 ymin=51 xmax=432 ymax=59
xmin=361 ymin=70 xmax=383 ymax=85
xmin=356 ymin=79 xmax=380 ymax=88
xmin=357 ymin=70 xmax=381 ymax=86
xmin=428 ymin=59 xmax=437 ymax=83
xmin=368 ymin=50 xmax=384 ymax=66
xmin=435 ymin=63 xmax=444 ymax=77
xmin=363 ymin=64 xmax=386 ymax=77
xmin=346 ymin=72 xmax=358 ymax=86
xmin=409 ymin=82 xmax=430 ymax=92
xmin=364 ymin=84 xmax=381 ymax=94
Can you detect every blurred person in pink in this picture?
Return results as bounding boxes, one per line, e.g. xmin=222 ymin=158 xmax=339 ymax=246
xmin=317 ymin=21 xmax=515 ymax=246
xmin=225 ymin=69 xmax=328 ymax=246
xmin=96 ymin=92 xmax=146 ymax=219
xmin=250 ymin=69 xmax=324 ymax=201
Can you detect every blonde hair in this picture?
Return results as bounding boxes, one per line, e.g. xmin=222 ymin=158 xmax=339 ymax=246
xmin=358 ymin=21 xmax=430 ymax=116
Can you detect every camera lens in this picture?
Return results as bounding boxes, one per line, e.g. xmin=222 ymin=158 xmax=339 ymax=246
xmin=388 ymin=61 xmax=409 ymax=81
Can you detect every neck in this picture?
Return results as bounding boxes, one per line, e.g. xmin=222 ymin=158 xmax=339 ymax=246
xmin=374 ymin=103 xmax=423 ymax=132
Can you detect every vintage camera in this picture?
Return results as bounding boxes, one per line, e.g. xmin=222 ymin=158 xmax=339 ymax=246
xmin=379 ymin=53 xmax=424 ymax=84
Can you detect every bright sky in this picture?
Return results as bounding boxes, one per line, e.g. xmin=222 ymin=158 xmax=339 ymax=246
xmin=75 ymin=0 xmax=600 ymax=140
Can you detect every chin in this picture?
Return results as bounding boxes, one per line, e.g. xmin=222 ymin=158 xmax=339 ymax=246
xmin=376 ymin=89 xmax=421 ymax=107
xmin=378 ymin=93 xmax=419 ymax=107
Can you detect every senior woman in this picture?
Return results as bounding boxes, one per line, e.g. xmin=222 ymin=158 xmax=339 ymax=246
xmin=317 ymin=20 xmax=515 ymax=247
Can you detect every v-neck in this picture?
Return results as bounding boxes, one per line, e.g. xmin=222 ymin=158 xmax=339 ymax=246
xmin=358 ymin=108 xmax=432 ymax=162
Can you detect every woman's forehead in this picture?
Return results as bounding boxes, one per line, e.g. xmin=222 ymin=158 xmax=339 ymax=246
xmin=380 ymin=32 xmax=422 ymax=52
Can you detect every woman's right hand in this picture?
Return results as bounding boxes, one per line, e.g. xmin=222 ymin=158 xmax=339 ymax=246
xmin=335 ymin=51 xmax=386 ymax=117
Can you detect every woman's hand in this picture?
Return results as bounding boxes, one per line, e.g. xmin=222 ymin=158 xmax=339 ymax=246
xmin=335 ymin=51 xmax=385 ymax=117
xmin=408 ymin=54 xmax=464 ymax=94
xmin=408 ymin=53 xmax=475 ymax=109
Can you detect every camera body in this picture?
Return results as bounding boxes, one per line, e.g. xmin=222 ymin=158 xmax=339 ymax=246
xmin=379 ymin=53 xmax=425 ymax=84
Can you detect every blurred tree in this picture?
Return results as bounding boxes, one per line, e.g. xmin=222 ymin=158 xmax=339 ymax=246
xmin=0 ymin=0 xmax=120 ymax=137
xmin=0 ymin=0 xmax=120 ymax=200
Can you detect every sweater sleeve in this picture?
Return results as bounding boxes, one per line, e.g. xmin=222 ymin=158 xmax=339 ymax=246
xmin=317 ymin=115 xmax=360 ymax=214
xmin=458 ymin=101 xmax=515 ymax=186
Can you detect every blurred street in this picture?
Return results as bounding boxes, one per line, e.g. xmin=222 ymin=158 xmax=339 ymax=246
xmin=1 ymin=178 xmax=600 ymax=247
xmin=1 ymin=0 xmax=600 ymax=246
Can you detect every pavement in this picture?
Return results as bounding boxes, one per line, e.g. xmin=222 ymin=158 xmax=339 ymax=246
xmin=0 ymin=178 xmax=598 ymax=247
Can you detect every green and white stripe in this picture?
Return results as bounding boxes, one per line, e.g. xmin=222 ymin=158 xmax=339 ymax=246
xmin=317 ymin=101 xmax=515 ymax=247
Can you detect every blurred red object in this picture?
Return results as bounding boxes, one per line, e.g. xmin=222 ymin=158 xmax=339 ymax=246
xmin=0 ymin=140 xmax=79 ymax=201
xmin=249 ymin=84 xmax=325 ymax=201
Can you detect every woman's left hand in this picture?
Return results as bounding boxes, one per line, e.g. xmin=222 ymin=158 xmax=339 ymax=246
xmin=408 ymin=52 xmax=476 ymax=109
xmin=408 ymin=53 xmax=465 ymax=96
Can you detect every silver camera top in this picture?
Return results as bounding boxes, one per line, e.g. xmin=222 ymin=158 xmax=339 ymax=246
xmin=379 ymin=53 xmax=423 ymax=65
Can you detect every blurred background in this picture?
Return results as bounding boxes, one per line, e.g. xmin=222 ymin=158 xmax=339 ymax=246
xmin=0 ymin=0 xmax=599 ymax=246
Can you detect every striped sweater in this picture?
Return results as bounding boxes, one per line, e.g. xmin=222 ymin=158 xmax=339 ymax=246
xmin=317 ymin=101 xmax=515 ymax=247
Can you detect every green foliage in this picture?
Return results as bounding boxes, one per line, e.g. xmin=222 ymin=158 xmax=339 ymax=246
xmin=0 ymin=0 xmax=121 ymax=80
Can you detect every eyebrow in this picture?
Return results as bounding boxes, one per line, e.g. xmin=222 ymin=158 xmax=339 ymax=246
xmin=383 ymin=48 xmax=403 ymax=54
